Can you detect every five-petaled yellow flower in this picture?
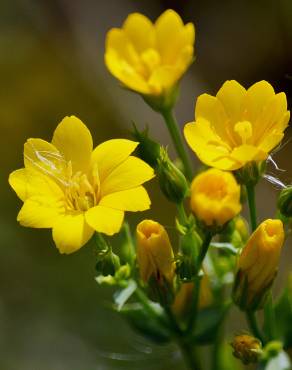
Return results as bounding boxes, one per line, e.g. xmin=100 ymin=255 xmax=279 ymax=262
xmin=233 ymin=219 xmax=284 ymax=310
xmin=190 ymin=168 xmax=241 ymax=227
xmin=9 ymin=116 xmax=154 ymax=254
xmin=105 ymin=9 xmax=195 ymax=96
xmin=184 ymin=80 xmax=290 ymax=171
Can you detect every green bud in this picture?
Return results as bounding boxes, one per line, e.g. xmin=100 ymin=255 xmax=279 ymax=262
xmin=278 ymin=186 xmax=292 ymax=218
xmin=132 ymin=124 xmax=161 ymax=168
xmin=157 ymin=148 xmax=189 ymax=203
xmin=261 ymin=341 xmax=283 ymax=361
xmin=177 ymin=229 xmax=202 ymax=281
xmin=235 ymin=161 xmax=266 ymax=186
xmin=95 ymin=234 xmax=120 ymax=276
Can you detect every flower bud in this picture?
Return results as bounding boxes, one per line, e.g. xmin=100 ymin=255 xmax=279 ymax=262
xmin=95 ymin=248 xmax=121 ymax=276
xmin=231 ymin=334 xmax=262 ymax=364
xmin=278 ymin=186 xmax=292 ymax=218
xmin=157 ymin=148 xmax=188 ymax=204
xmin=136 ymin=219 xmax=175 ymax=283
xmin=132 ymin=124 xmax=161 ymax=168
xmin=177 ymin=229 xmax=201 ymax=281
xmin=190 ymin=168 xmax=241 ymax=228
xmin=172 ymin=274 xmax=213 ymax=317
xmin=233 ymin=219 xmax=284 ymax=311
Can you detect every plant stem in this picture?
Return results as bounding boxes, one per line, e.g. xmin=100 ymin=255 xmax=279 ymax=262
xmin=246 ymin=311 xmax=265 ymax=344
xmin=246 ymin=184 xmax=257 ymax=232
xmin=186 ymin=232 xmax=213 ymax=335
xmin=161 ymin=109 xmax=193 ymax=181
xmin=264 ymin=293 xmax=276 ymax=341
xmin=164 ymin=304 xmax=201 ymax=370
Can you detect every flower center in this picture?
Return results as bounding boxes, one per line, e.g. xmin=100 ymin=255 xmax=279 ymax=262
xmin=136 ymin=48 xmax=161 ymax=80
xmin=64 ymin=164 xmax=100 ymax=212
xmin=234 ymin=121 xmax=253 ymax=145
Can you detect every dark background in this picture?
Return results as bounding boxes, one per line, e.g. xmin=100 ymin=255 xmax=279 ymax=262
xmin=1 ymin=1 xmax=291 ymax=369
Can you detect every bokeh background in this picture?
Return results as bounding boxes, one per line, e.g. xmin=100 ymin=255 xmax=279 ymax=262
xmin=1 ymin=0 xmax=292 ymax=369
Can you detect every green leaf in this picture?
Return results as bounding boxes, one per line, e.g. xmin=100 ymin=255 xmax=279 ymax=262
xmin=190 ymin=303 xmax=231 ymax=345
xmin=119 ymin=303 xmax=171 ymax=344
xmin=114 ymin=279 xmax=137 ymax=311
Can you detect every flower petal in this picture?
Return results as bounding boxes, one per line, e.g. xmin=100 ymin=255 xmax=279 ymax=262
xmin=155 ymin=9 xmax=185 ymax=62
xmin=9 ymin=168 xmax=63 ymax=201
xmin=85 ymin=206 xmax=124 ymax=235
xmin=123 ymin=13 xmax=155 ymax=53
xmin=100 ymin=156 xmax=154 ymax=196
xmin=99 ymin=186 xmax=151 ymax=211
xmin=148 ymin=66 xmax=180 ymax=94
xmin=52 ymin=116 xmax=93 ymax=173
xmin=91 ymin=139 xmax=138 ymax=182
xmin=17 ymin=196 xmax=63 ymax=228
xmin=24 ymin=138 xmax=63 ymax=181
xmin=216 ymin=80 xmax=246 ymax=122
xmin=52 ymin=212 xmax=94 ymax=254
xmin=244 ymin=81 xmax=275 ymax=122
xmin=231 ymin=145 xmax=267 ymax=165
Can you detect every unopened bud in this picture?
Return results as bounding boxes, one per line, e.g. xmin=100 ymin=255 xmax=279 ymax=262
xmin=157 ymin=148 xmax=188 ymax=204
xmin=278 ymin=186 xmax=292 ymax=218
xmin=177 ymin=229 xmax=201 ymax=280
xmin=233 ymin=219 xmax=284 ymax=311
xmin=132 ymin=124 xmax=161 ymax=167
xmin=231 ymin=334 xmax=262 ymax=364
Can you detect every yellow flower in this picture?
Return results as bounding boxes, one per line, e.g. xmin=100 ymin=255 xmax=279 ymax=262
xmin=105 ymin=9 xmax=195 ymax=96
xmin=190 ymin=168 xmax=241 ymax=227
xmin=136 ymin=219 xmax=174 ymax=283
xmin=233 ymin=219 xmax=284 ymax=310
xmin=9 ymin=116 xmax=154 ymax=254
xmin=172 ymin=274 xmax=213 ymax=317
xmin=184 ymin=80 xmax=290 ymax=171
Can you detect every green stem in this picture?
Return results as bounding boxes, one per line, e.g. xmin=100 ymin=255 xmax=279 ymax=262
xmin=246 ymin=311 xmax=265 ymax=344
xmin=164 ymin=304 xmax=201 ymax=370
xmin=186 ymin=232 xmax=213 ymax=335
xmin=161 ymin=109 xmax=193 ymax=181
xmin=246 ymin=184 xmax=257 ymax=232
xmin=264 ymin=293 xmax=276 ymax=341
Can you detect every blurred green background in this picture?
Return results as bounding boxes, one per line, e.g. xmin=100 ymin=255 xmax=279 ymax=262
xmin=0 ymin=0 xmax=291 ymax=369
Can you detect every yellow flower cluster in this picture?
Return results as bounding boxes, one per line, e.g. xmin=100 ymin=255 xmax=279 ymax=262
xmin=9 ymin=116 xmax=154 ymax=254
xmin=105 ymin=10 xmax=195 ymax=96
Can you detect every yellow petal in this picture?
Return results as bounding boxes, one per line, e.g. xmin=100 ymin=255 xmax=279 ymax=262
xmin=52 ymin=212 xmax=94 ymax=254
xmin=9 ymin=168 xmax=63 ymax=202
xmin=216 ymin=80 xmax=246 ymax=121
xmin=24 ymin=138 xmax=63 ymax=181
xmin=100 ymin=156 xmax=154 ymax=196
xmin=195 ymin=94 xmax=231 ymax=144
xmin=52 ymin=116 xmax=93 ymax=173
xmin=105 ymin=51 xmax=151 ymax=94
xmin=244 ymin=81 xmax=275 ymax=121
xmin=17 ymin=196 xmax=63 ymax=228
xmin=155 ymin=9 xmax=184 ymax=62
xmin=148 ymin=66 xmax=180 ymax=93
xmin=99 ymin=186 xmax=151 ymax=211
xmin=85 ymin=206 xmax=124 ymax=235
xmin=91 ymin=139 xmax=138 ymax=182
xmin=184 ymin=119 xmax=237 ymax=170
xmin=123 ymin=13 xmax=155 ymax=53
xmin=231 ymin=145 xmax=267 ymax=165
